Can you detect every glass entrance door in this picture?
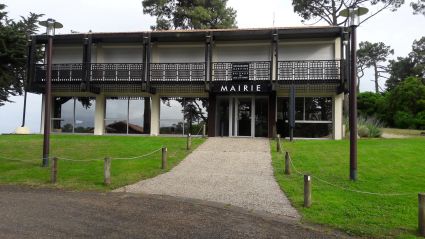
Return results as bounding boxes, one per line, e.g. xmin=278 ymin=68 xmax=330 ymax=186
xmin=236 ymin=98 xmax=252 ymax=136
xmin=216 ymin=96 xmax=269 ymax=137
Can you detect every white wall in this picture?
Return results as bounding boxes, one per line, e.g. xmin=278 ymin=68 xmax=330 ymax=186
xmin=101 ymin=45 xmax=143 ymax=63
xmin=214 ymin=43 xmax=271 ymax=62
xmin=279 ymin=42 xmax=334 ymax=61
xmin=154 ymin=44 xmax=204 ymax=63
xmin=52 ymin=45 xmax=83 ymax=63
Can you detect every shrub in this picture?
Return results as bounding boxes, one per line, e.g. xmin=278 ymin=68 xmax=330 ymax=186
xmin=393 ymin=111 xmax=416 ymax=129
xmin=357 ymin=115 xmax=383 ymax=138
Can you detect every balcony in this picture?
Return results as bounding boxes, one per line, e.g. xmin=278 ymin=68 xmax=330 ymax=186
xmin=31 ymin=60 xmax=343 ymax=91
xmin=277 ymin=60 xmax=342 ymax=84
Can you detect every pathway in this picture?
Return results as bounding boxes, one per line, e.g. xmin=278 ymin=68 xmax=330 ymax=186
xmin=117 ymin=137 xmax=299 ymax=219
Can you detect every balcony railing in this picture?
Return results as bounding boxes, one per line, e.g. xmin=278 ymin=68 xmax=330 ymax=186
xmin=277 ymin=60 xmax=342 ymax=84
xmin=35 ymin=63 xmax=144 ymax=83
xmin=149 ymin=63 xmax=205 ymax=82
xmin=212 ymin=61 xmax=271 ymax=81
xmin=32 ymin=60 xmax=342 ymax=87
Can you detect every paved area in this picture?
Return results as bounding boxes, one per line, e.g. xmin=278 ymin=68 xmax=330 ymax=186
xmin=116 ymin=138 xmax=299 ymax=218
xmin=0 ymin=186 xmax=351 ymax=238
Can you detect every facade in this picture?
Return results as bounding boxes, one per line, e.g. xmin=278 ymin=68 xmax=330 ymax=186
xmin=27 ymin=26 xmax=346 ymax=139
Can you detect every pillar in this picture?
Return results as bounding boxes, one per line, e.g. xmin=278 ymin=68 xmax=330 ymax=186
xmin=150 ymin=94 xmax=160 ymax=136
xmin=207 ymin=93 xmax=216 ymax=137
xmin=333 ymin=93 xmax=344 ymax=140
xmin=94 ymin=94 xmax=105 ymax=135
xmin=268 ymin=91 xmax=277 ymax=138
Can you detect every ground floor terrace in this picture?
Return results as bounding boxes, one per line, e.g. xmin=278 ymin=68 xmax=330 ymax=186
xmin=42 ymin=87 xmax=344 ymax=139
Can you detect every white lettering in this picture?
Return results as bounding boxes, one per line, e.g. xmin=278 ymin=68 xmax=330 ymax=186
xmin=256 ymin=85 xmax=261 ymax=92
xmin=220 ymin=85 xmax=228 ymax=92
xmin=230 ymin=86 xmax=236 ymax=92
xmin=244 ymin=85 xmax=248 ymax=91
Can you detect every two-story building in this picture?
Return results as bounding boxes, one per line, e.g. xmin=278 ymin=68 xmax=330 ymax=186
xmin=27 ymin=26 xmax=346 ymax=139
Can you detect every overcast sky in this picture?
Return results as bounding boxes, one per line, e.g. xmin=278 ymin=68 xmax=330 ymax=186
xmin=1 ymin=0 xmax=424 ymax=133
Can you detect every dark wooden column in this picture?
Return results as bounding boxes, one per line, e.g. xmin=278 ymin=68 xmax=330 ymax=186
xmin=207 ymin=93 xmax=216 ymax=137
xmin=26 ymin=36 xmax=37 ymax=91
xmin=205 ymin=32 xmax=213 ymax=90
xmin=143 ymin=97 xmax=151 ymax=134
xmin=82 ymin=34 xmax=92 ymax=91
xmin=142 ymin=34 xmax=151 ymax=92
xmin=268 ymin=91 xmax=277 ymax=138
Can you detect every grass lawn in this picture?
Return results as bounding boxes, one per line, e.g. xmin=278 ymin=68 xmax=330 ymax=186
xmin=0 ymin=134 xmax=204 ymax=191
xmin=271 ymin=138 xmax=425 ymax=238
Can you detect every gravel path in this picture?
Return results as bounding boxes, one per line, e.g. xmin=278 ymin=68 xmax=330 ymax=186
xmin=116 ymin=137 xmax=299 ymax=219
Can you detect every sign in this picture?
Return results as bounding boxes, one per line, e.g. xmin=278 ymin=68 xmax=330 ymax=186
xmin=231 ymin=62 xmax=249 ymax=81
xmin=213 ymin=83 xmax=271 ymax=93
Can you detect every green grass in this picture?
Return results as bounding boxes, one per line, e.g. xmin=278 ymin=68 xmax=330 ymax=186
xmin=0 ymin=134 xmax=205 ymax=191
xmin=271 ymin=138 xmax=425 ymax=238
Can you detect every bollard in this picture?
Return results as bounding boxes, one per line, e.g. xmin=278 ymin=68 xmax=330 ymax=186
xmin=51 ymin=157 xmax=58 ymax=184
xmin=420 ymin=193 xmax=425 ymax=236
xmin=276 ymin=134 xmax=281 ymax=152
xmin=284 ymin=152 xmax=291 ymax=175
xmin=104 ymin=157 xmax=111 ymax=186
xmin=202 ymin=124 xmax=206 ymax=138
xmin=187 ymin=133 xmax=192 ymax=150
xmin=304 ymin=174 xmax=312 ymax=208
xmin=162 ymin=147 xmax=167 ymax=169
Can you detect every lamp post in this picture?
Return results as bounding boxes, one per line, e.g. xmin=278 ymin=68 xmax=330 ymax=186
xmin=339 ymin=6 xmax=368 ymax=181
xmin=39 ymin=18 xmax=63 ymax=167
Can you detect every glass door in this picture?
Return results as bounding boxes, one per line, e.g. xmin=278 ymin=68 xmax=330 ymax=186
xmin=255 ymin=98 xmax=268 ymax=137
xmin=236 ymin=98 xmax=252 ymax=136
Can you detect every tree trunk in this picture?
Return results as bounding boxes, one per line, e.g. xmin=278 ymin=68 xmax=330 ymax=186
xmin=374 ymin=63 xmax=379 ymax=93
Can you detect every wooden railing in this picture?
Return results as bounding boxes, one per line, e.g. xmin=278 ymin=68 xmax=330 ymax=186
xmin=277 ymin=60 xmax=342 ymax=84
xmin=212 ymin=61 xmax=271 ymax=81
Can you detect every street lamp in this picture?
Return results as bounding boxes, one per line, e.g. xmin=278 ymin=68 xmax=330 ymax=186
xmin=39 ymin=18 xmax=63 ymax=167
xmin=339 ymin=6 xmax=368 ymax=181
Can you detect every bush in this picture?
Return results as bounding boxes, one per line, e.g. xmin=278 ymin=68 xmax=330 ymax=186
xmin=393 ymin=111 xmax=416 ymax=129
xmin=415 ymin=111 xmax=425 ymax=130
xmin=357 ymin=115 xmax=383 ymax=138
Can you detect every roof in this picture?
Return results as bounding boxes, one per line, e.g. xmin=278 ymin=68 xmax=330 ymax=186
xmin=34 ymin=26 xmax=344 ymax=44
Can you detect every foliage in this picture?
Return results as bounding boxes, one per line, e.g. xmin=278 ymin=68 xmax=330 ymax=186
xmin=0 ymin=4 xmax=43 ymax=106
xmin=357 ymin=91 xmax=386 ymax=118
xmin=142 ymin=0 xmax=237 ymax=30
xmin=357 ymin=41 xmax=393 ymax=93
xmin=0 ymin=135 xmax=205 ymax=190
xmin=386 ymin=36 xmax=425 ymax=90
xmin=411 ymin=0 xmax=425 ymax=15
xmin=271 ymin=138 xmax=425 ymax=238
xmin=291 ymin=0 xmax=405 ymax=26
xmin=357 ymin=115 xmax=383 ymax=137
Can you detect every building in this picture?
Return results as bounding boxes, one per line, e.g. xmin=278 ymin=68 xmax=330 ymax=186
xmin=26 ymin=26 xmax=346 ymax=139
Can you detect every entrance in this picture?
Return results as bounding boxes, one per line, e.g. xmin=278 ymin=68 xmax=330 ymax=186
xmin=216 ymin=96 xmax=268 ymax=137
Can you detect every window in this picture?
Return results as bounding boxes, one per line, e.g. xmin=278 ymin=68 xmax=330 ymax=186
xmin=277 ymin=97 xmax=332 ymax=138
xmin=105 ymin=97 xmax=149 ymax=134
xmin=160 ymin=97 xmax=208 ymax=135
xmin=52 ymin=97 xmax=95 ymax=133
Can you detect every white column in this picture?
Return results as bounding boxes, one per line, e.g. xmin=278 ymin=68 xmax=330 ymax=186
xmin=94 ymin=94 xmax=105 ymax=135
xmin=333 ymin=93 xmax=344 ymax=140
xmin=40 ymin=94 xmax=46 ymax=133
xmin=150 ymin=94 xmax=160 ymax=136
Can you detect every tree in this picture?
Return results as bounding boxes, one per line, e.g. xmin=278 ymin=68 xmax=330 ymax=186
xmin=0 ymin=4 xmax=43 ymax=106
xmin=357 ymin=41 xmax=393 ymax=93
xmin=142 ymin=0 xmax=237 ymax=30
xmin=411 ymin=0 xmax=425 ymax=15
xmin=292 ymin=0 xmax=405 ymax=26
xmin=386 ymin=36 xmax=425 ymax=90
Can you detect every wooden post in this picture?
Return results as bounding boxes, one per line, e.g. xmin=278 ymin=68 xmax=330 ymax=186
xmin=304 ymin=175 xmax=312 ymax=208
xmin=104 ymin=157 xmax=111 ymax=186
xmin=285 ymin=152 xmax=291 ymax=175
xmin=50 ymin=157 xmax=58 ymax=184
xmin=419 ymin=193 xmax=425 ymax=236
xmin=276 ymin=134 xmax=281 ymax=152
xmin=187 ymin=133 xmax=192 ymax=150
xmin=202 ymin=124 xmax=206 ymax=138
xmin=162 ymin=147 xmax=167 ymax=169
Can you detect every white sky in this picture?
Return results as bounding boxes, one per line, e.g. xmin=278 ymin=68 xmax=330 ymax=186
xmin=0 ymin=0 xmax=424 ymax=133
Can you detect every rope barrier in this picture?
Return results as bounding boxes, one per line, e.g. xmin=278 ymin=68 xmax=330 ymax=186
xmin=277 ymin=140 xmax=416 ymax=197
xmin=0 ymin=147 xmax=164 ymax=163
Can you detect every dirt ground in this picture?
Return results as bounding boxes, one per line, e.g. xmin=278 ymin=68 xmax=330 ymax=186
xmin=0 ymin=185 xmax=352 ymax=239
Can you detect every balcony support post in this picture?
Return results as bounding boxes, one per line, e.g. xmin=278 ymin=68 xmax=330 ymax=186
xmin=143 ymin=34 xmax=151 ymax=92
xmin=82 ymin=34 xmax=92 ymax=92
xmin=205 ymin=32 xmax=213 ymax=91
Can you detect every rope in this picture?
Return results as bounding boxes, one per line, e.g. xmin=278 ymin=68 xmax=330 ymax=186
xmin=277 ymin=140 xmax=415 ymax=197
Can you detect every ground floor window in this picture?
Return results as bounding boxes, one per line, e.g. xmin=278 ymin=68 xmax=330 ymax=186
xmin=160 ymin=97 xmax=208 ymax=135
xmin=105 ymin=97 xmax=150 ymax=134
xmin=52 ymin=97 xmax=95 ymax=133
xmin=277 ymin=97 xmax=332 ymax=138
